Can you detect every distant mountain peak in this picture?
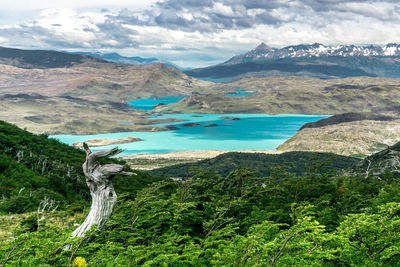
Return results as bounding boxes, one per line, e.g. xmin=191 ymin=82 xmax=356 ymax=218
xmin=254 ymin=42 xmax=272 ymax=51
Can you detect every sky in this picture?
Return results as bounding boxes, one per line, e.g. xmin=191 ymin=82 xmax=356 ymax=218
xmin=0 ymin=0 xmax=399 ymax=68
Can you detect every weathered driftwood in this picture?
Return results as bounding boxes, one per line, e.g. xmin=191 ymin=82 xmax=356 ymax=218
xmin=72 ymin=143 xmax=135 ymax=237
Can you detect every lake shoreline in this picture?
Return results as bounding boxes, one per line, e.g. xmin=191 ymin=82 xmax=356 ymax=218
xmin=122 ymin=149 xmax=281 ymax=160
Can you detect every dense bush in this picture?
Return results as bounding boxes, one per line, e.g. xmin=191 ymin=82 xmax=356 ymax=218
xmin=1 ymin=165 xmax=400 ymax=266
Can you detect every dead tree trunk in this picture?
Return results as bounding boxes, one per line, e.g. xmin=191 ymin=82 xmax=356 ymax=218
xmin=72 ymin=143 xmax=134 ymax=237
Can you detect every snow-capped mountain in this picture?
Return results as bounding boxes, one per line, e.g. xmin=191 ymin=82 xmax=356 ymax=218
xmin=223 ymin=43 xmax=400 ymax=65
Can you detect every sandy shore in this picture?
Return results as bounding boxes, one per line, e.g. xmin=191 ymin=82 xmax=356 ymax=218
xmin=74 ymin=136 xmax=143 ymax=148
xmin=122 ymin=149 xmax=281 ymax=160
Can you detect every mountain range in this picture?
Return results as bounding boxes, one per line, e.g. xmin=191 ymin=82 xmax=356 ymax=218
xmin=65 ymin=51 xmax=180 ymax=69
xmin=185 ymin=43 xmax=400 ymax=80
xmin=223 ymin=43 xmax=400 ymax=65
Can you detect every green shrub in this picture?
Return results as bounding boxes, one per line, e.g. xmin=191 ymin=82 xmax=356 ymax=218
xmin=19 ymin=215 xmax=38 ymax=233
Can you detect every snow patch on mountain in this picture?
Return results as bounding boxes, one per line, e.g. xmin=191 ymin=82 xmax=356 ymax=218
xmin=223 ymin=43 xmax=400 ymax=65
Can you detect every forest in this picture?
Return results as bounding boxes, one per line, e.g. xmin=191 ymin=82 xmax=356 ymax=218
xmin=1 ymin=120 xmax=400 ymax=266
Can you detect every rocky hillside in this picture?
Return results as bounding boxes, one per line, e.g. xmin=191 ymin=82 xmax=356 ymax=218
xmin=277 ymin=115 xmax=400 ymax=158
xmin=351 ymin=141 xmax=400 ymax=178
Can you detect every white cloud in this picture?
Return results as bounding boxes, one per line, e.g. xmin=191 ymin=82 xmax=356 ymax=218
xmin=0 ymin=0 xmax=400 ymax=67
xmin=207 ymin=3 xmax=236 ymax=17
xmin=0 ymin=36 xmax=7 ymax=43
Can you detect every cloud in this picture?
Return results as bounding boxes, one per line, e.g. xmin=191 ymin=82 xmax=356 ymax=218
xmin=0 ymin=0 xmax=400 ymax=67
xmin=0 ymin=8 xmax=139 ymax=49
xmin=0 ymin=36 xmax=8 ymax=44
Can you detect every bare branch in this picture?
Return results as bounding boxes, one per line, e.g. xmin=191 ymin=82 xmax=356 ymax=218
xmin=68 ymin=238 xmax=85 ymax=267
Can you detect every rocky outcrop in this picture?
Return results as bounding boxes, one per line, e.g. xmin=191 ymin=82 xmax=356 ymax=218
xmin=220 ymin=117 xmax=240 ymax=120
xmin=166 ymin=125 xmax=180 ymax=130
xmin=182 ymin=123 xmax=201 ymax=127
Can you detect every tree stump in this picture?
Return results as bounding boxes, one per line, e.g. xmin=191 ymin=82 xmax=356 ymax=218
xmin=72 ymin=143 xmax=135 ymax=237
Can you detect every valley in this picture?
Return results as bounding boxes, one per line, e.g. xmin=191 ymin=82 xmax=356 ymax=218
xmin=0 ymin=46 xmax=398 ymax=159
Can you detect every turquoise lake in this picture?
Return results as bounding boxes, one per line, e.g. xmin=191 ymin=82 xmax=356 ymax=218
xmin=128 ymin=96 xmax=186 ymax=110
xmin=53 ymin=114 xmax=329 ymax=154
xmin=226 ymin=90 xmax=256 ymax=97
xmin=129 ymin=93 xmax=256 ymax=111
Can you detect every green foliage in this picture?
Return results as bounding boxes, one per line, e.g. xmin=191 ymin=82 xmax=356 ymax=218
xmin=19 ymin=215 xmax=38 ymax=233
xmin=0 ymin=120 xmax=162 ymax=215
xmin=336 ymin=202 xmax=400 ymax=265
xmin=2 ymin=169 xmax=400 ymax=266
